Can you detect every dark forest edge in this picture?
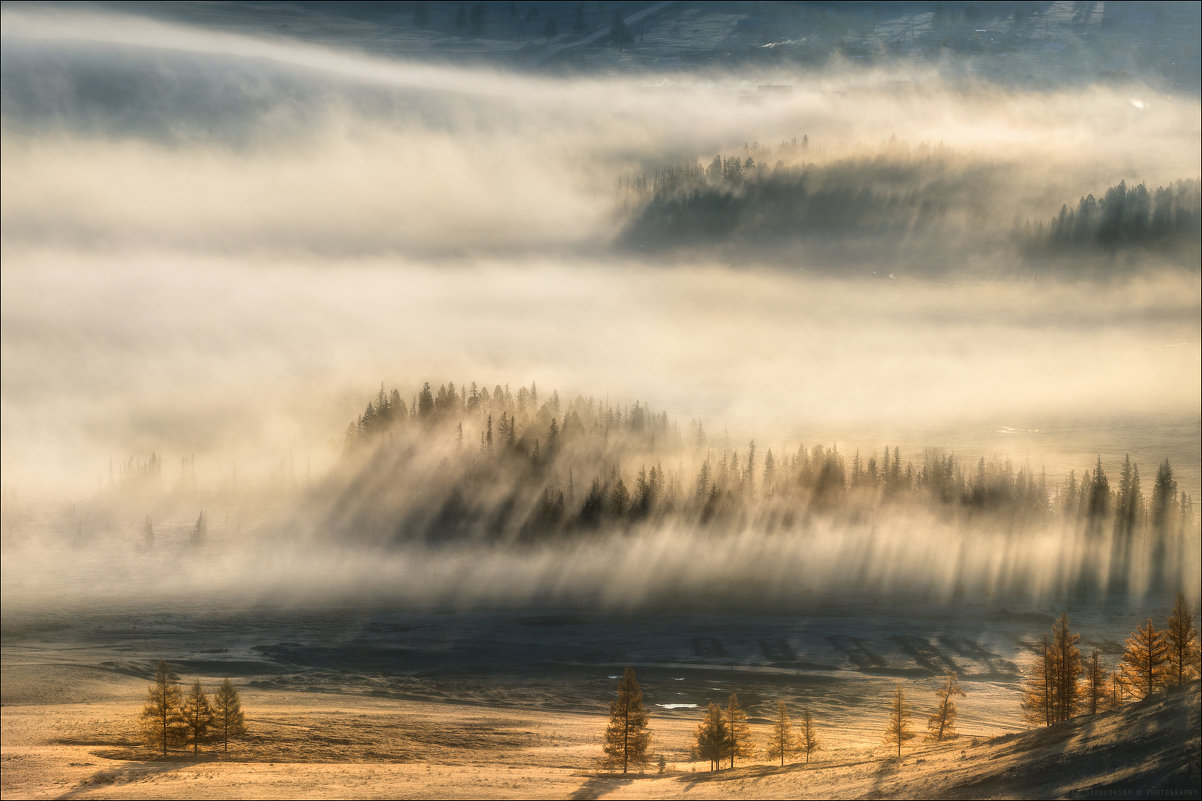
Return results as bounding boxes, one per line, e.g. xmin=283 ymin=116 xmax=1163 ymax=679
xmin=615 ymin=142 xmax=1200 ymax=274
xmin=334 ymin=381 xmax=1196 ymax=568
xmin=25 ymin=378 xmax=1194 ymax=608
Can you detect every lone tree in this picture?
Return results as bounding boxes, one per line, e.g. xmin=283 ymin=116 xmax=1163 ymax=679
xmin=798 ymin=707 xmax=820 ymax=764
xmin=694 ymin=702 xmax=728 ymax=771
xmin=180 ymin=679 xmax=214 ymax=755
xmin=140 ymin=660 xmax=182 ymax=755
xmin=725 ymin=693 xmax=754 ymax=769
xmin=1165 ymin=593 xmax=1201 ymax=685
xmin=765 ymin=700 xmax=797 ymax=766
xmin=927 ymin=673 xmax=966 ymax=742
xmin=212 ymin=679 xmax=247 ymax=753
xmin=602 ymin=667 xmax=650 ymax=774
xmin=1121 ymin=618 xmax=1169 ymax=700
xmin=883 ymin=685 xmax=915 ymax=758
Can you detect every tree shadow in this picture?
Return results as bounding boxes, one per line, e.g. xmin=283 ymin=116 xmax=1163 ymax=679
xmin=675 ymin=762 xmax=802 ymax=788
xmin=56 ymin=756 xmax=200 ymax=799
xmin=570 ymin=773 xmax=638 ymax=800
xmin=869 ymin=754 xmax=902 ymax=796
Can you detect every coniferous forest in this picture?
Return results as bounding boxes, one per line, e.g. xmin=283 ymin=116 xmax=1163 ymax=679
xmin=311 ymin=378 xmax=1200 ymax=605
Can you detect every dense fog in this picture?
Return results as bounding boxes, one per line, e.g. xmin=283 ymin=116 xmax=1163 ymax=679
xmin=2 ymin=2 xmax=1198 ymax=613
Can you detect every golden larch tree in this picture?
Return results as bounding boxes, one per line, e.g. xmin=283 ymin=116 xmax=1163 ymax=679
xmin=1022 ymin=616 xmax=1082 ymax=726
xmin=180 ymin=679 xmax=213 ymax=755
xmin=1021 ymin=634 xmax=1054 ymax=727
xmin=1165 ymin=593 xmax=1201 ymax=685
xmin=1120 ymin=618 xmax=1170 ymax=700
xmin=798 ymin=707 xmax=820 ymax=764
xmin=927 ymin=673 xmax=966 ymax=741
xmin=139 ymin=660 xmax=182 ymax=755
xmin=883 ymin=685 xmax=915 ymax=759
xmin=602 ymin=667 xmax=651 ymax=773
xmin=725 ymin=693 xmax=754 ymax=769
xmin=694 ymin=702 xmax=728 ymax=771
xmin=1051 ymin=614 xmax=1082 ymax=723
xmin=764 ymin=699 xmax=797 ymax=767
xmin=212 ymin=679 xmax=247 ymax=753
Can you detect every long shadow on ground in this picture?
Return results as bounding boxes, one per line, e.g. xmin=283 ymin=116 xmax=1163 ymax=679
xmin=571 ymin=773 xmax=638 ymax=800
xmin=57 ymin=756 xmax=204 ymax=800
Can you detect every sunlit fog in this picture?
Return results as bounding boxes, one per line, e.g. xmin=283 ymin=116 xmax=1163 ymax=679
xmin=2 ymin=1 xmax=1199 ymax=614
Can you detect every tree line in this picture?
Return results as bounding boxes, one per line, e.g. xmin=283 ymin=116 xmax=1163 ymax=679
xmin=601 ymin=595 xmax=1198 ymax=775
xmin=1026 ymin=178 xmax=1201 ymax=256
xmin=1022 ymin=593 xmax=1201 ymax=725
xmin=139 ymin=660 xmax=247 ymax=756
xmin=331 ymin=381 xmax=1196 ymax=587
xmin=602 ymin=664 xmax=970 ymax=774
xmin=615 ymin=144 xmax=1200 ymax=269
xmin=618 ymin=147 xmax=981 ymax=254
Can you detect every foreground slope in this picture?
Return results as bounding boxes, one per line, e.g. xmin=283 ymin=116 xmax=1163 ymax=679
xmin=614 ymin=680 xmax=1202 ymax=800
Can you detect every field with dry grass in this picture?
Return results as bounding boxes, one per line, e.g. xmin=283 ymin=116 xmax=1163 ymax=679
xmin=3 ymin=615 xmax=1199 ymax=800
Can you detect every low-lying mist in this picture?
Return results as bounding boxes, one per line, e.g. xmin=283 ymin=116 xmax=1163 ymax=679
xmin=3 ymin=5 xmax=1199 ymax=258
xmin=2 ymin=380 xmax=1198 ymax=616
xmin=3 ymin=256 xmax=1198 ymax=499
xmin=2 ymin=4 xmax=1198 ymax=617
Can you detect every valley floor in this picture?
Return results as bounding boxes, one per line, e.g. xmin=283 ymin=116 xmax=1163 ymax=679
xmin=2 ymin=664 xmax=1198 ymax=800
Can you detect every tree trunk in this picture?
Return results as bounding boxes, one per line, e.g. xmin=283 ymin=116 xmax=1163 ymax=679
xmin=624 ymin=703 xmax=629 ymax=773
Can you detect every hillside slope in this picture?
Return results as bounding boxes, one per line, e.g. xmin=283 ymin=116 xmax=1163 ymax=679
xmin=604 ymin=680 xmax=1201 ymax=799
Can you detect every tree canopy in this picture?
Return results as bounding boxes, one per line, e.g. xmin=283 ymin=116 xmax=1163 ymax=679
xmin=602 ymin=667 xmax=650 ymax=774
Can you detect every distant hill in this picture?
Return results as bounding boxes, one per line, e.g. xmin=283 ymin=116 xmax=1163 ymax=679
xmin=89 ymin=0 xmax=1202 ymax=90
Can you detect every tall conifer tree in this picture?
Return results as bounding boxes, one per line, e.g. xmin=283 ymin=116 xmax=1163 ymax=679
xmin=212 ymin=679 xmax=247 ymax=753
xmin=1165 ymin=593 xmax=1201 ymax=685
xmin=140 ymin=660 xmax=182 ymax=755
xmin=765 ymin=700 xmax=796 ymax=766
xmin=1121 ymin=619 xmax=1170 ymax=699
xmin=884 ymin=685 xmax=915 ymax=758
xmin=602 ymin=667 xmax=651 ymax=774
xmin=927 ymin=673 xmax=965 ymax=741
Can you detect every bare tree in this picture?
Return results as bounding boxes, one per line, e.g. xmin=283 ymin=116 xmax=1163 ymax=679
xmin=180 ymin=679 xmax=213 ymax=755
xmin=139 ymin=660 xmax=182 ymax=755
xmin=212 ymin=679 xmax=247 ymax=753
xmin=765 ymin=699 xmax=796 ymax=766
xmin=927 ymin=673 xmax=965 ymax=741
xmin=883 ymin=685 xmax=915 ymax=759
xmin=1121 ymin=618 xmax=1169 ymax=700
xmin=602 ymin=667 xmax=650 ymax=773
xmin=1165 ymin=593 xmax=1201 ymax=685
